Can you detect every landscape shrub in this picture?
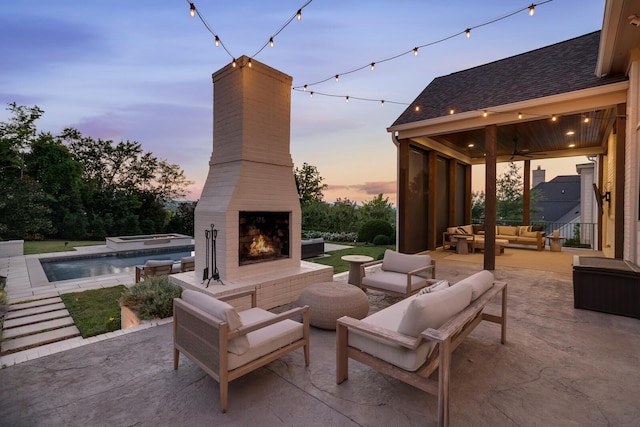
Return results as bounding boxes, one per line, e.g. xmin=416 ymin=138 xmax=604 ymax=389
xmin=372 ymin=234 xmax=390 ymax=246
xmin=119 ymin=276 xmax=182 ymax=320
xmin=358 ymin=220 xmax=393 ymax=243
xmin=302 ymin=230 xmax=358 ymax=242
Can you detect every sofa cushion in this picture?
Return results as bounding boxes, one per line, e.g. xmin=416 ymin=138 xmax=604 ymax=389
xmin=362 ymin=271 xmax=428 ymax=294
xmin=498 ymin=226 xmax=518 ymax=236
xmin=381 ymin=250 xmax=431 ymax=275
xmin=349 ymin=297 xmax=433 ymax=371
xmin=472 ymin=223 xmax=485 ymax=234
xmin=397 ymin=283 xmax=473 ymax=337
xmin=521 ymin=231 xmax=538 ymax=238
xmin=450 ymin=270 xmax=494 ymax=301
xmin=417 ymin=280 xmax=449 ymax=295
xmin=181 ymin=290 xmax=249 ymax=356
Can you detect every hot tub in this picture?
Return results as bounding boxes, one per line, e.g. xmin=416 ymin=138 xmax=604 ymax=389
xmin=106 ymin=234 xmax=193 ymax=251
xmin=572 ymin=256 xmax=640 ymax=318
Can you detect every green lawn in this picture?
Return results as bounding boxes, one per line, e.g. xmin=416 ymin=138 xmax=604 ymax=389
xmin=23 ymin=240 xmax=104 ymax=255
xmin=307 ymin=243 xmax=394 ymax=274
xmin=60 ymin=286 xmax=126 ymax=338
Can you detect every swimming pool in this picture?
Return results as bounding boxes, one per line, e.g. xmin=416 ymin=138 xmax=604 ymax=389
xmin=40 ymin=246 xmax=195 ymax=282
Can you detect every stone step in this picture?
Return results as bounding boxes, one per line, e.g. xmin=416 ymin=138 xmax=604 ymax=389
xmin=0 ymin=326 xmax=81 ymax=354
xmin=7 ymin=297 xmax=61 ymax=311
xmin=3 ymin=309 xmax=70 ymax=329
xmin=4 ymin=302 xmax=67 ymax=320
xmin=2 ymin=317 xmax=76 ymax=339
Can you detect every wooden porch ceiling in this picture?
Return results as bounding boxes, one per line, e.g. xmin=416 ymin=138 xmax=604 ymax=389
xmin=422 ymin=107 xmax=617 ymax=164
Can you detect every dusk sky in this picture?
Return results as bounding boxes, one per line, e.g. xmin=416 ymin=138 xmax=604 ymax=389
xmin=0 ymin=0 xmax=606 ymax=205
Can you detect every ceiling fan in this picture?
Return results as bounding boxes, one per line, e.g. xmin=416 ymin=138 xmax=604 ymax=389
xmin=509 ymin=136 xmax=545 ymax=160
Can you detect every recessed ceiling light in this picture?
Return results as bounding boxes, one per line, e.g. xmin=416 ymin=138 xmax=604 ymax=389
xmin=568 ymin=143 xmax=576 ymax=148
xmin=468 ymin=143 xmax=475 ymax=148
xmin=566 ymin=131 xmax=575 ymax=136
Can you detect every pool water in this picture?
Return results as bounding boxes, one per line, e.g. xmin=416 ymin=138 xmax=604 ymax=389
xmin=40 ymin=246 xmax=195 ymax=282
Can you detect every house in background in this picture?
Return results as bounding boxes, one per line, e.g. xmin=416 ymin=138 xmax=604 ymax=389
xmin=387 ymin=0 xmax=639 ymax=269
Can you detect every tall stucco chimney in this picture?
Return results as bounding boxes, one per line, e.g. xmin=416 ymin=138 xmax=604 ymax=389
xmin=532 ymin=165 xmax=546 ymax=188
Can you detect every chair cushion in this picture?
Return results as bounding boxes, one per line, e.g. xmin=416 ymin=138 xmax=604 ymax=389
xmin=397 ymin=282 xmax=472 ymax=337
xmin=228 ymin=308 xmax=304 ymax=371
xmin=518 ymin=225 xmax=532 ymax=235
xmin=181 ymin=255 xmax=195 ymax=263
xmin=497 ymin=226 xmax=518 ymax=236
xmin=381 ymin=250 xmax=431 ymax=275
xmin=361 ymin=271 xmax=427 ymax=294
xmin=181 ymin=290 xmax=249 ymax=355
xmin=144 ymin=259 xmax=175 ymax=267
xmin=450 ymin=270 xmax=494 ymax=301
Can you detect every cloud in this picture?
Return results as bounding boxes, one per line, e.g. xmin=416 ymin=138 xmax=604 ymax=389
xmin=325 ymin=181 xmax=397 ymax=205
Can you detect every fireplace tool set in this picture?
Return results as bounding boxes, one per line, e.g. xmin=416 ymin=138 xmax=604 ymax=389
xmin=203 ymin=224 xmax=223 ymax=287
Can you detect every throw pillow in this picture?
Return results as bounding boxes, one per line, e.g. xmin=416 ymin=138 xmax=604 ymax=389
xmin=397 ymin=283 xmax=472 ymax=337
xmin=518 ymin=225 xmax=532 ymax=236
xmin=457 ymin=226 xmax=469 ymax=234
xmin=417 ymin=280 xmax=450 ymax=295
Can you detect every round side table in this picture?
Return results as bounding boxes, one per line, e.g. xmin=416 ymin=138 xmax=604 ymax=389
xmin=341 ymin=255 xmax=374 ymax=285
xmin=297 ymin=282 xmax=370 ymax=330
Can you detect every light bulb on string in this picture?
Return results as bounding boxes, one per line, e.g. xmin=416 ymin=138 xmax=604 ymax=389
xmin=335 ymin=75 xmax=339 ymax=82
xmin=449 ymin=109 xmax=455 ymax=115
xmin=381 ymin=100 xmax=385 ymax=107
xmin=215 ymin=35 xmax=220 ymax=47
xmin=232 ymin=58 xmax=237 ymax=68
xmin=465 ymin=28 xmax=471 ymax=38
xmin=529 ymin=4 xmax=535 ymax=16
xmin=370 ymin=62 xmax=375 ymax=71
xmin=303 ymin=85 xmax=307 ymax=92
xmin=483 ymin=110 xmax=488 ymax=117
xmin=415 ymin=105 xmax=420 ymax=112
xmin=269 ymin=37 xmax=274 ymax=48
xmin=309 ymin=91 xmax=314 ymax=98
xmin=190 ymin=3 xmax=195 ymax=17
xmin=518 ymin=112 xmax=523 ymax=119
xmin=346 ymin=96 xmax=349 ymax=103
xmin=296 ymin=9 xmax=302 ymax=21
xmin=248 ymin=58 xmax=252 ymax=68
xmin=413 ymin=47 xmax=419 ymax=56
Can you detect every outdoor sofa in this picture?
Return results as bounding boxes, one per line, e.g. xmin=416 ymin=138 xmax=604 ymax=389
xmin=443 ymin=224 xmax=546 ymax=252
xmin=337 ymin=270 xmax=507 ymax=427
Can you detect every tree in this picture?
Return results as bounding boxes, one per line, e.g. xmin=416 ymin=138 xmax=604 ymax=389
xmin=294 ymin=162 xmax=328 ymax=205
xmin=326 ymin=198 xmax=359 ymax=233
xmin=0 ymin=103 xmax=43 ymax=180
xmin=496 ymin=162 xmax=524 ymax=221
xmin=359 ymin=194 xmax=395 ymax=224
xmin=471 ymin=191 xmax=485 ymax=221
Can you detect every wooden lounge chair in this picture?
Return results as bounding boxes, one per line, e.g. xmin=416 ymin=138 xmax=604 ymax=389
xmin=360 ymin=249 xmax=436 ymax=298
xmin=173 ymin=289 xmax=310 ymax=413
xmin=134 ymin=259 xmax=175 ymax=283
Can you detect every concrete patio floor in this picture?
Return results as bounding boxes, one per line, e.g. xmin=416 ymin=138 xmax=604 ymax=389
xmin=1 ymin=248 xmax=639 ymax=426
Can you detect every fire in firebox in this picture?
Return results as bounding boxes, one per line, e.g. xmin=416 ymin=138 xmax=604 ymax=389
xmin=238 ymin=211 xmax=290 ymax=266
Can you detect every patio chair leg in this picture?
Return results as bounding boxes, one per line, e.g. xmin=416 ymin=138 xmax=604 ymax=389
xmin=336 ymin=323 xmax=348 ymax=384
xmin=173 ymin=348 xmax=179 ymax=370
xmin=220 ymin=380 xmax=228 ymax=413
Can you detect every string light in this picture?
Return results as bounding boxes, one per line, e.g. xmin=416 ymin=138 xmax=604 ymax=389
xmin=297 ymin=9 xmax=302 ymax=20
xmin=269 ymin=37 xmax=274 ymax=47
xmin=518 ymin=112 xmax=523 ymax=119
xmin=303 ymin=84 xmax=308 ymax=91
xmin=345 ymin=96 xmax=349 ymax=103
xmin=292 ymin=88 xmax=409 ymax=106
xmin=215 ymin=35 xmax=220 ymax=47
xmin=310 ymin=91 xmax=314 ymax=98
xmin=335 ymin=75 xmax=339 ymax=82
xmin=189 ymin=2 xmax=195 ymax=17
xmin=449 ymin=109 xmax=455 ymax=115
xmin=232 ymin=58 xmax=237 ymax=67
xmin=293 ymin=1 xmax=552 ymax=92
xmin=529 ymin=4 xmax=536 ymax=16
xmin=381 ymin=100 xmax=385 ymax=107
xmin=370 ymin=62 xmax=375 ymax=71
xmin=251 ymin=1 xmax=312 ymax=58
xmin=483 ymin=110 xmax=488 ymax=117
xmin=551 ymin=115 xmax=557 ymax=122
xmin=248 ymin=58 xmax=252 ymax=68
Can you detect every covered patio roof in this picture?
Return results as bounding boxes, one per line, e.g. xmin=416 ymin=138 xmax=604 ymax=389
xmin=387 ymin=31 xmax=629 ymax=164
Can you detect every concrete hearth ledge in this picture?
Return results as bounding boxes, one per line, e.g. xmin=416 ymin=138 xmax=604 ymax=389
xmin=169 ymin=260 xmax=334 ymax=311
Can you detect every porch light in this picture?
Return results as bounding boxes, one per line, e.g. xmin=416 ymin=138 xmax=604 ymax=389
xmin=190 ymin=3 xmax=195 ymax=17
xmin=528 ymin=4 xmax=535 ymax=16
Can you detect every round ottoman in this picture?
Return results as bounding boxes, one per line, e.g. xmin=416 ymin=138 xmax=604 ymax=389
xmin=298 ymin=282 xmax=370 ymax=330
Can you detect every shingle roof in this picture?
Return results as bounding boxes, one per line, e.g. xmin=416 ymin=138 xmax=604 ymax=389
xmin=531 ymin=175 xmax=581 ymax=222
xmin=392 ymin=31 xmax=628 ymax=127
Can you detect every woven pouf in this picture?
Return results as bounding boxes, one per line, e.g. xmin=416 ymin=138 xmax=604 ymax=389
xmin=298 ymin=282 xmax=370 ymax=330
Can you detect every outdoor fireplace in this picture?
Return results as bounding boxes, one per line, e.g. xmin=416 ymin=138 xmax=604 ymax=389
xmin=239 ymin=211 xmax=290 ymax=265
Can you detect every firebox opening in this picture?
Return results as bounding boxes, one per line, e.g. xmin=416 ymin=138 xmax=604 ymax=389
xmin=239 ymin=211 xmax=290 ymax=266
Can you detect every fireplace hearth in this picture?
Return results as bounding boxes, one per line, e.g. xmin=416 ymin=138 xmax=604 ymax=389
xmin=239 ymin=211 xmax=290 ymax=265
